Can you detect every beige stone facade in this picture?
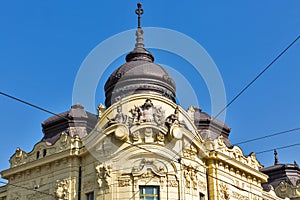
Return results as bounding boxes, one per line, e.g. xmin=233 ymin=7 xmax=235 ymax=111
xmin=0 ymin=3 xmax=293 ymax=199
xmin=0 ymin=94 xmax=286 ymax=200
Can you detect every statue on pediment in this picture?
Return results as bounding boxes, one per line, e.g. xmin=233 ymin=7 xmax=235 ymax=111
xmin=108 ymin=105 xmax=127 ymax=125
xmin=11 ymin=147 xmax=27 ymax=167
xmin=129 ymin=99 xmax=165 ymax=125
xmin=165 ymin=106 xmax=180 ymax=128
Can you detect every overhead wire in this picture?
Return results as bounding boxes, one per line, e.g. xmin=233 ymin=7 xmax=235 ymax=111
xmin=0 ymin=35 xmax=299 ymax=198
xmin=0 ymin=91 xmax=69 ymax=121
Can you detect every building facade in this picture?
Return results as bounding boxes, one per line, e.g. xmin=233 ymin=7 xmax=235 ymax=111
xmin=0 ymin=3 xmax=296 ymax=200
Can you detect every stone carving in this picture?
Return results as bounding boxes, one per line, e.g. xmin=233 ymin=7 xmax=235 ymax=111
xmin=10 ymin=147 xmax=27 ymax=167
xmin=108 ymin=105 xmax=127 ymax=125
xmin=132 ymin=131 xmax=141 ymax=143
xmin=59 ymin=132 xmax=69 ymax=150
xmin=183 ymin=165 xmax=201 ymax=190
xmin=156 ymin=132 xmax=165 ymax=143
xmin=275 ymin=181 xmax=300 ymax=199
xmin=144 ymin=128 xmax=153 ymax=143
xmin=219 ymin=183 xmax=230 ymax=200
xmin=114 ymin=125 xmax=129 ymax=141
xmin=165 ymin=106 xmax=180 ymax=128
xmin=213 ymin=135 xmax=262 ymax=170
xmin=139 ymin=98 xmax=154 ymax=122
xmin=96 ymin=163 xmax=111 ymax=189
xmin=168 ymin=179 xmax=178 ymax=187
xmin=55 ymin=179 xmax=70 ymax=200
xmin=97 ymin=104 xmax=105 ymax=119
xmin=129 ymin=99 xmax=165 ymax=125
xmin=183 ymin=144 xmax=198 ymax=159
xmin=129 ymin=105 xmax=142 ymax=123
xmin=132 ymin=159 xmax=166 ymax=178
xmin=118 ymin=178 xmax=132 ymax=187
xmin=232 ymin=191 xmax=249 ymax=200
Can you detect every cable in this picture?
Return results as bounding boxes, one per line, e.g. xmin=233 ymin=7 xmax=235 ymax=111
xmin=213 ymin=35 xmax=300 ymax=120
xmin=255 ymin=143 xmax=300 ymax=155
xmin=233 ymin=127 xmax=300 ymax=146
xmin=1 ymin=34 xmax=299 ymax=164
xmin=0 ymin=91 xmax=69 ymax=121
xmin=181 ymin=35 xmax=300 ymax=162
xmin=0 ymin=35 xmax=299 ymax=199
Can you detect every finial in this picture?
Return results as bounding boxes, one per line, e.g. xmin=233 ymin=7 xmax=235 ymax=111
xmin=135 ymin=2 xmax=144 ymax=29
xmin=125 ymin=2 xmax=154 ymax=63
xmin=274 ymin=149 xmax=279 ymax=165
xmin=294 ymin=160 xmax=299 ymax=168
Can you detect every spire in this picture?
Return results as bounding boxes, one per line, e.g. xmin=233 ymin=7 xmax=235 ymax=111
xmin=125 ymin=2 xmax=154 ymax=63
xmin=135 ymin=2 xmax=144 ymax=49
xmin=274 ymin=149 xmax=279 ymax=165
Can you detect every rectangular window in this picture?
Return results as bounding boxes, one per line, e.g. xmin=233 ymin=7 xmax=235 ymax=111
xmin=86 ymin=192 xmax=94 ymax=200
xmin=139 ymin=186 xmax=159 ymax=200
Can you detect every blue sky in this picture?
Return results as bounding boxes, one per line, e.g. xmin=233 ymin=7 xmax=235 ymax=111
xmin=0 ymin=1 xmax=299 ymax=183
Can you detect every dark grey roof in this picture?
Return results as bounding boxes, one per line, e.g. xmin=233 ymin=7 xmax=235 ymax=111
xmin=192 ymin=107 xmax=232 ymax=146
xmin=42 ymin=104 xmax=97 ymax=145
xmin=261 ymin=162 xmax=300 ymax=190
xmin=104 ymin=53 xmax=176 ymax=107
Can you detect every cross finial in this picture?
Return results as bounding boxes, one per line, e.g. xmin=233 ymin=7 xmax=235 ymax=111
xmin=135 ymin=2 xmax=144 ymax=29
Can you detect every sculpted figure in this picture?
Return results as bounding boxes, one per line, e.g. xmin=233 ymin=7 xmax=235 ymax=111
xmin=108 ymin=106 xmax=127 ymax=125
xmin=140 ymin=98 xmax=154 ymax=122
xmin=129 ymin=105 xmax=142 ymax=123
xmin=55 ymin=179 xmax=69 ymax=200
xmin=96 ymin=164 xmax=111 ymax=188
xmin=165 ymin=106 xmax=180 ymax=128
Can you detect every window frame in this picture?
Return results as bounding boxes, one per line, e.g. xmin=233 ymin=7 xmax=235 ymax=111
xmin=139 ymin=185 xmax=160 ymax=200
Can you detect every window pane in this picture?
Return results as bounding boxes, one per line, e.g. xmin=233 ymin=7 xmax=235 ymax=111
xmin=145 ymin=187 xmax=153 ymax=194
xmin=139 ymin=186 xmax=159 ymax=200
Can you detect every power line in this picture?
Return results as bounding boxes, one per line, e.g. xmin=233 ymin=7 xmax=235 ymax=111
xmin=233 ymin=127 xmax=300 ymax=146
xmin=0 ymin=35 xmax=299 ymax=160
xmin=1 ymin=90 xmax=300 ymax=165
xmin=256 ymin=143 xmax=300 ymax=155
xmin=181 ymin=35 xmax=300 ymax=161
xmin=213 ymin=35 xmax=300 ymax=120
xmin=0 ymin=91 xmax=69 ymax=121
xmin=0 ymin=35 xmax=299 ymax=199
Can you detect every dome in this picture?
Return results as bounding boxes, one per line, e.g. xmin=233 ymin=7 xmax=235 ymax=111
xmin=104 ymin=3 xmax=176 ymax=107
xmin=104 ymin=48 xmax=176 ymax=107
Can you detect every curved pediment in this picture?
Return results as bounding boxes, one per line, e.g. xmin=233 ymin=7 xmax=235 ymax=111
xmin=207 ymin=135 xmax=263 ymax=170
xmin=95 ymin=94 xmax=202 ymax=139
xmin=9 ymin=132 xmax=82 ymax=168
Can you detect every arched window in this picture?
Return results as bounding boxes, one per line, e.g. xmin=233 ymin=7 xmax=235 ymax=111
xmin=43 ymin=149 xmax=47 ymax=157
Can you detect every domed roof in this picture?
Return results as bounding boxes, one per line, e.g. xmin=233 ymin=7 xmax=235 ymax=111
xmin=104 ymin=48 xmax=176 ymax=107
xmin=104 ymin=4 xmax=176 ymax=107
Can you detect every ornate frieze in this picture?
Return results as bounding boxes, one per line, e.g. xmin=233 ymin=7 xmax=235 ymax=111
xmin=96 ymin=163 xmax=111 ymax=189
xmin=219 ymin=183 xmax=230 ymax=200
xmin=231 ymin=191 xmax=250 ymax=200
xmin=132 ymin=159 xmax=166 ymax=179
xmin=10 ymin=147 xmax=28 ymax=167
xmin=118 ymin=177 xmax=132 ymax=187
xmin=274 ymin=181 xmax=300 ymax=199
xmin=209 ymin=136 xmax=263 ymax=170
xmin=55 ymin=179 xmax=70 ymax=200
